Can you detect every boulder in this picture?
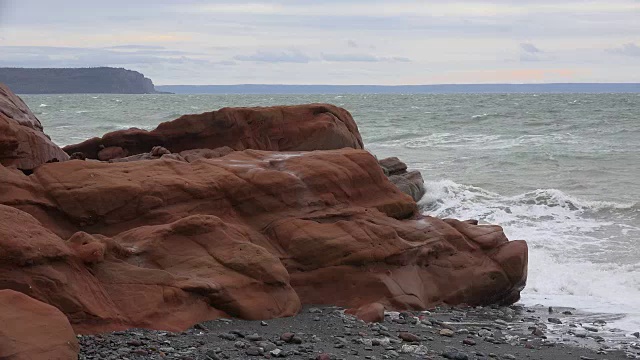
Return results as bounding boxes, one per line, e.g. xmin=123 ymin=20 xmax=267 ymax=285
xmin=0 ymin=149 xmax=527 ymax=334
xmin=0 ymin=289 xmax=79 ymax=360
xmin=63 ymin=104 xmax=363 ymax=159
xmin=0 ymin=83 xmax=69 ymax=169
xmin=346 ymin=302 xmax=385 ymax=323
xmin=379 ymin=157 xmax=426 ymax=202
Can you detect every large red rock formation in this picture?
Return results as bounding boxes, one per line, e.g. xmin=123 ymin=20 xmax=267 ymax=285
xmin=62 ymin=104 xmax=363 ymax=160
xmin=0 ymin=83 xmax=69 ymax=169
xmin=0 ymin=91 xmax=527 ymax=338
xmin=0 ymin=289 xmax=79 ymax=360
xmin=0 ymin=149 xmax=527 ymax=334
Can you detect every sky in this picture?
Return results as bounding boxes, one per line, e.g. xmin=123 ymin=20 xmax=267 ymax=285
xmin=0 ymin=0 xmax=639 ymax=85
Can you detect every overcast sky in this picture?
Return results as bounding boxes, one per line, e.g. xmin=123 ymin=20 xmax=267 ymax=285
xmin=0 ymin=0 xmax=639 ymax=85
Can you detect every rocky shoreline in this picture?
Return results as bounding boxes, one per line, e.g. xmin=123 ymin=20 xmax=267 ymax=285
xmin=79 ymin=304 xmax=639 ymax=359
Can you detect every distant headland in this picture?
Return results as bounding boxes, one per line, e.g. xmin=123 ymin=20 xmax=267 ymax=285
xmin=0 ymin=67 xmax=163 ymax=94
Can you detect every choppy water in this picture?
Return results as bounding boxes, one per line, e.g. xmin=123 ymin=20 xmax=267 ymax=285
xmin=24 ymin=93 xmax=640 ymax=332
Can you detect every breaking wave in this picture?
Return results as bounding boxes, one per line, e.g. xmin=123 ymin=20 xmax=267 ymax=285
xmin=419 ymin=180 xmax=640 ymax=331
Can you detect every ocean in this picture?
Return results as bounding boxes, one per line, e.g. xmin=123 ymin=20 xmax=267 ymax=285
xmin=23 ymin=93 xmax=640 ymax=333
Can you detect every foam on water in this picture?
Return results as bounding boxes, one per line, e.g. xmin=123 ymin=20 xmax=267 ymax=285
xmin=420 ymin=180 xmax=640 ymax=332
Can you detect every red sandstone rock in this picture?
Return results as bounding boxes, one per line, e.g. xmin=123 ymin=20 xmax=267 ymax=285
xmin=346 ymin=302 xmax=386 ymax=323
xmin=0 ymin=289 xmax=79 ymax=360
xmin=63 ymin=104 xmax=363 ymax=159
xmin=0 ymin=148 xmax=527 ymax=334
xmin=0 ymin=83 xmax=69 ymax=169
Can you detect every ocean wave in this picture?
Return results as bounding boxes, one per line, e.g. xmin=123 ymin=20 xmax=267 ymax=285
xmin=39 ymin=103 xmax=48 ymax=107
xmin=374 ymin=132 xmax=584 ymax=151
xmin=471 ymin=113 xmax=499 ymax=119
xmin=420 ymin=180 xmax=637 ymax=220
xmin=419 ymin=179 xmax=640 ymax=331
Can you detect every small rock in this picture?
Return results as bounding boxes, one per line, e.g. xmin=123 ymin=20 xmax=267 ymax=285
xmin=309 ymin=307 xmax=323 ymax=314
xmin=562 ymin=310 xmax=573 ymax=315
xmin=503 ymin=354 xmax=516 ymax=360
xmin=260 ymin=321 xmax=268 ymax=326
xmin=270 ymin=348 xmax=282 ymax=357
xmin=316 ymin=353 xmax=332 ymax=360
xmin=532 ymin=327 xmax=545 ymax=337
xmin=205 ymin=350 xmax=222 ymax=360
xmin=440 ymin=329 xmax=455 ymax=337
xmin=256 ymin=341 xmax=277 ymax=351
xmin=579 ymin=356 xmax=596 ymax=360
xmin=398 ymin=332 xmax=420 ymax=342
xmin=245 ymin=346 xmax=263 ymax=356
xmin=246 ymin=333 xmax=263 ymax=341
xmin=583 ymin=325 xmax=599 ymax=332
xmin=572 ymin=330 xmax=588 ymax=338
xmin=219 ymin=333 xmax=237 ymax=341
xmin=548 ymin=317 xmax=562 ymax=324
xmin=463 ymin=338 xmax=476 ymax=346
xmin=632 ymin=331 xmax=639 ymax=338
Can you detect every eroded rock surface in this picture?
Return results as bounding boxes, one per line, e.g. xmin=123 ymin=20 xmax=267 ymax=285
xmin=0 ymin=83 xmax=69 ymax=169
xmin=63 ymin=104 xmax=363 ymax=160
xmin=0 ymin=149 xmax=526 ymax=334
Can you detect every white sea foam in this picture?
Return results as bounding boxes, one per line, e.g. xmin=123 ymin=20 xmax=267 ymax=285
xmin=419 ymin=179 xmax=640 ymax=331
xmin=39 ymin=103 xmax=48 ymax=107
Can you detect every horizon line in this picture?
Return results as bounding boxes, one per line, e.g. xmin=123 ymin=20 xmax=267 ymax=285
xmin=156 ymin=82 xmax=640 ymax=86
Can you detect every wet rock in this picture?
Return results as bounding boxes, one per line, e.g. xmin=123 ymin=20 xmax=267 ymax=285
xmin=583 ymin=325 xmax=599 ymax=332
xmin=548 ymin=317 xmax=563 ymax=324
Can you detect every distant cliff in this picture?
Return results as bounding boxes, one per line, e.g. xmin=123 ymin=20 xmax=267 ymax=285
xmin=0 ymin=67 xmax=159 ymax=94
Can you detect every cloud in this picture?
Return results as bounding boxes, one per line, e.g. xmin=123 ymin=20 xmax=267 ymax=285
xmin=608 ymin=43 xmax=640 ymax=57
xmin=347 ymin=40 xmax=358 ymax=48
xmin=320 ymin=53 xmax=410 ymax=62
xmin=0 ymin=45 xmax=213 ymax=68
xmin=233 ymin=50 xmax=312 ymax=63
xmin=520 ymin=43 xmax=541 ymax=53
xmin=105 ymin=45 xmax=166 ymax=50
xmin=518 ymin=42 xmax=545 ymax=62
xmin=182 ymin=1 xmax=640 ymax=18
